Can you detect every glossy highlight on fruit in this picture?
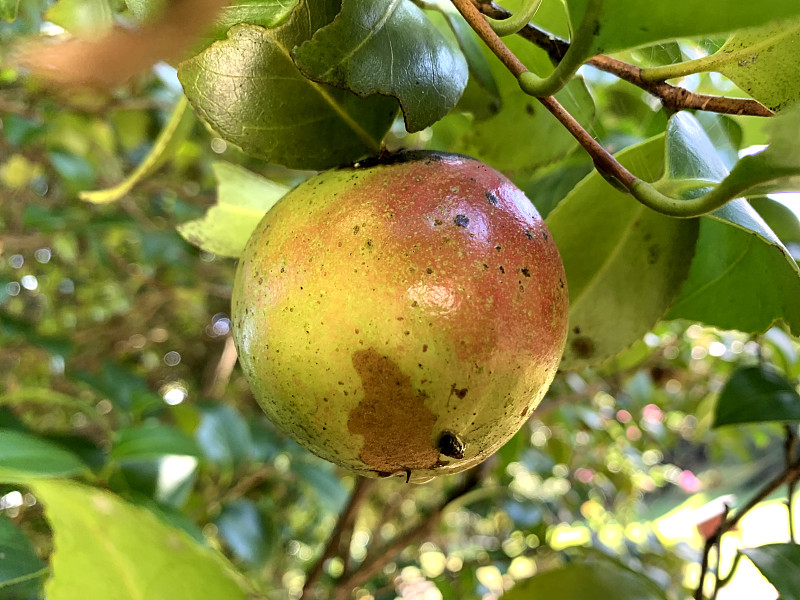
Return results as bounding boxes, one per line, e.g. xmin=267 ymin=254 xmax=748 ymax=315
xmin=232 ymin=151 xmax=568 ymax=482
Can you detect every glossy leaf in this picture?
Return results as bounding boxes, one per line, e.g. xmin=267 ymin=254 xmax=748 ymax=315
xmin=0 ymin=429 xmax=87 ymax=479
xmin=0 ymin=516 xmax=47 ymax=594
xmin=214 ymin=0 xmax=297 ymax=33
xmin=0 ymin=0 xmax=19 ymax=21
xmin=749 ymin=197 xmax=800 ymax=248
xmin=215 ymin=499 xmax=271 ymax=566
xmin=293 ymin=0 xmax=467 ymax=132
xmin=663 ymin=114 xmax=800 ymax=334
xmin=503 ymin=561 xmax=666 ymax=600
xmin=195 ymin=404 xmax=254 ymax=470
xmin=568 ymin=0 xmax=800 ymax=55
xmin=112 ymin=423 xmax=202 ymax=461
xmin=547 ymin=137 xmax=699 ymax=369
xmin=714 ymin=365 xmax=800 ymax=427
xmin=743 ymin=544 xmax=800 ymax=599
xmin=452 ymin=78 xmax=596 ymax=179
xmin=716 ymin=19 xmax=800 ymax=113
xmin=28 ymin=479 xmax=246 ymax=600
xmin=178 ymin=0 xmax=398 ymax=170
xmin=177 ymin=162 xmax=291 ymax=258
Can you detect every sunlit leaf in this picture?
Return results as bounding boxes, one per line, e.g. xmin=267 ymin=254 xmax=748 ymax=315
xmin=27 ymin=479 xmax=247 ymax=600
xmin=46 ymin=0 xmax=113 ymax=37
xmin=293 ymin=0 xmax=467 ymax=132
xmin=0 ymin=0 xmax=19 ymax=21
xmin=714 ymin=365 xmax=800 ymax=427
xmin=178 ymin=0 xmax=398 ymax=170
xmin=568 ymin=0 xmax=800 ymax=55
xmin=503 ymin=561 xmax=666 ymax=600
xmin=177 ymin=162 xmax=291 ymax=258
xmin=743 ymin=544 xmax=800 ymax=600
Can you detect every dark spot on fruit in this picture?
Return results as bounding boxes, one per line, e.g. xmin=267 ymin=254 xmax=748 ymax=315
xmin=521 ymin=267 xmax=531 ymax=277
xmin=437 ymin=431 xmax=465 ymax=459
xmin=525 ymin=104 xmax=535 ymax=115
xmin=470 ymin=177 xmax=476 ymax=183
xmin=559 ymin=279 xmax=565 ymax=289
xmin=366 ymin=239 xmax=373 ymax=248
xmin=520 ymin=406 xmax=529 ymax=418
xmin=648 ymin=244 xmax=659 ymax=265
xmin=258 ymin=277 xmax=263 ymax=284
xmin=572 ymin=336 xmax=595 ymax=358
xmin=422 ymin=344 xmax=428 ymax=352
xmin=499 ymin=266 xmax=505 ymax=274
xmin=411 ymin=300 xmax=419 ymax=307
xmin=525 ymin=230 xmax=534 ymax=240
xmin=454 ymin=214 xmax=470 ymax=227
xmin=573 ymin=326 xmax=581 ymax=334
xmin=485 ymin=191 xmax=499 ymax=206
xmin=495 ymin=245 xmax=502 ymax=251
xmin=434 ymin=219 xmax=443 ymax=226
xmin=353 ymin=225 xmax=360 ymax=235
xmin=542 ymin=231 xmax=548 ymax=240
xmin=482 ymin=263 xmax=489 ymax=270
xmin=349 ymin=349 xmax=438 ymax=472
xmin=426 ymin=267 xmax=433 ymax=274
xmin=452 ymin=386 xmax=468 ymax=399
xmin=404 ymin=331 xmax=410 ymax=335
xmin=355 ymin=328 xmax=360 ymax=334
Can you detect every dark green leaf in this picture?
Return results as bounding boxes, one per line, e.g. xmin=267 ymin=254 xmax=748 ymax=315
xmin=195 ymin=404 xmax=253 ymax=469
xmin=74 ymin=361 xmax=161 ymax=413
xmin=28 ymin=479 xmax=246 ymax=600
xmin=568 ymin=0 xmax=800 ymax=55
xmin=546 ymin=136 xmax=699 ymax=369
xmin=292 ymin=459 xmax=347 ymax=511
xmin=0 ymin=429 xmax=87 ymax=479
xmin=293 ymin=0 xmax=467 ymax=132
xmin=0 ymin=516 xmax=46 ymax=594
xmin=178 ymin=0 xmax=398 ymax=170
xmin=177 ymin=162 xmax=291 ymax=258
xmin=215 ymin=499 xmax=271 ymax=566
xmin=662 ymin=114 xmax=800 ymax=334
xmin=714 ymin=365 xmax=800 ymax=427
xmin=749 ymin=196 xmax=800 ymax=248
xmin=112 ymin=423 xmax=202 ymax=461
xmin=743 ymin=544 xmax=800 ymax=599
xmin=503 ymin=561 xmax=666 ymax=600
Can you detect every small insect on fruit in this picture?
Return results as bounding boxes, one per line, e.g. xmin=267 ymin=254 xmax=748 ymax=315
xmin=232 ymin=150 xmax=568 ymax=483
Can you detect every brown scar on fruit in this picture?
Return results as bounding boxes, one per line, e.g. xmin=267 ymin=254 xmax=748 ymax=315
xmin=348 ymin=349 xmax=439 ymax=473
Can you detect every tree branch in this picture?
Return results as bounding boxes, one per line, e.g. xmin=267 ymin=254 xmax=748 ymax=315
xmin=332 ymin=469 xmax=484 ymax=599
xmin=472 ymin=0 xmax=773 ymax=118
xmin=300 ymin=477 xmax=376 ymax=600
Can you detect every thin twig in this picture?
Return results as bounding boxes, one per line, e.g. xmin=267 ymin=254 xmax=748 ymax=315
xmin=332 ymin=469 xmax=484 ymax=599
xmin=695 ymin=458 xmax=800 ymax=599
xmin=300 ymin=477 xmax=376 ymax=600
xmin=785 ymin=425 xmax=799 ymax=542
xmin=471 ymin=0 xmax=773 ymax=118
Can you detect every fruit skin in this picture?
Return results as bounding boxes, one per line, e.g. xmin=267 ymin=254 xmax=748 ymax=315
xmin=232 ymin=150 xmax=568 ymax=482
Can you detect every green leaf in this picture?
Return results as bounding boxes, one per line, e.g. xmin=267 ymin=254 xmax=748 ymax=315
xmin=0 ymin=0 xmax=19 ymax=21
xmin=0 ymin=516 xmax=47 ymax=594
xmin=293 ymin=0 xmax=467 ymax=133
xmin=662 ymin=114 xmax=800 ymax=335
xmin=214 ymin=0 xmax=298 ymax=33
xmin=714 ymin=365 xmax=800 ymax=427
xmin=112 ymin=424 xmax=202 ymax=461
xmin=568 ymin=0 xmax=800 ymax=55
xmin=26 ymin=479 xmax=247 ymax=600
xmin=743 ymin=544 xmax=800 ymax=600
xmin=546 ymin=136 xmax=699 ymax=369
xmin=46 ymin=0 xmax=113 ymax=37
xmin=0 ymin=429 xmax=87 ymax=479
xmin=80 ymin=97 xmax=194 ymax=204
xmin=714 ymin=19 xmax=800 ymax=113
xmin=215 ymin=499 xmax=271 ymax=566
xmin=195 ymin=404 xmax=254 ymax=470
xmin=503 ymin=561 xmax=666 ymax=600
xmin=178 ymin=1 xmax=398 ymax=170
xmin=450 ymin=77 xmax=596 ymax=179
xmin=749 ymin=197 xmax=800 ymax=248
xmin=177 ymin=162 xmax=290 ymax=258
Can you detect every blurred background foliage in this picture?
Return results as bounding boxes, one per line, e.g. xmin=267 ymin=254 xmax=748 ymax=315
xmin=1 ymin=1 xmax=800 ymax=600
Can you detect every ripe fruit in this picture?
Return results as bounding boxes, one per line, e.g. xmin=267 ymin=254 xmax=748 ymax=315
xmin=232 ymin=151 xmax=568 ymax=482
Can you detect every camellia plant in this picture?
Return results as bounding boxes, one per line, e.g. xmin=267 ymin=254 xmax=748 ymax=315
xmin=1 ymin=0 xmax=800 ymax=599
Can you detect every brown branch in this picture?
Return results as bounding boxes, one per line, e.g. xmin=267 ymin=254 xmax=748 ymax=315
xmin=695 ymin=457 xmax=800 ymax=600
xmin=472 ymin=0 xmax=773 ymax=118
xmin=300 ymin=477 xmax=376 ymax=600
xmin=332 ymin=469 xmax=484 ymax=600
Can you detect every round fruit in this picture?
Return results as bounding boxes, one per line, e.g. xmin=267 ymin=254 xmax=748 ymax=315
xmin=232 ymin=150 xmax=568 ymax=482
